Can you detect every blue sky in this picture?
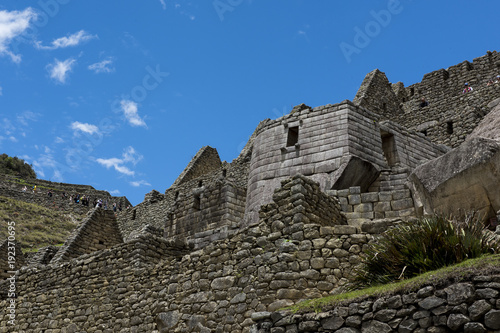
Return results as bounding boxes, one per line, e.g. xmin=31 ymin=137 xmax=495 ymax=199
xmin=0 ymin=0 xmax=498 ymax=205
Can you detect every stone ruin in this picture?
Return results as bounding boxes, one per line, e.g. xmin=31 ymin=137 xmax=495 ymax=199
xmin=1 ymin=51 xmax=500 ymax=332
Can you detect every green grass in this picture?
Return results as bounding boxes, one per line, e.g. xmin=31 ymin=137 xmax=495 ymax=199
xmin=0 ymin=196 xmax=83 ymax=253
xmin=7 ymin=177 xmax=58 ymax=192
xmin=287 ymin=255 xmax=500 ymax=314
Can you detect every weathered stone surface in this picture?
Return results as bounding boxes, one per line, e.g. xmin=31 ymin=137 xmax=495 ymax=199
xmin=418 ymin=296 xmax=446 ymax=310
xmin=445 ymin=283 xmax=475 ymax=305
xmin=211 ymin=276 xmax=236 ymax=290
xmin=468 ymin=300 xmax=492 ymax=321
xmin=447 ymin=313 xmax=470 ymax=331
xmin=321 ymin=316 xmax=344 ymax=330
xmin=398 ymin=319 xmax=418 ymax=333
xmin=484 ymin=309 xmax=500 ymax=329
xmin=156 ymin=311 xmax=181 ymax=330
xmin=469 ymin=101 xmax=500 ymax=142
xmin=361 ymin=320 xmax=392 ymax=333
xmin=408 ymin=137 xmax=500 ymax=219
xmin=463 ymin=322 xmax=486 ymax=333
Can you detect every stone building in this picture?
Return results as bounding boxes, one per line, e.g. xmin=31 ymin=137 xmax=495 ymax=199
xmin=118 ymin=54 xmax=500 ymax=240
xmin=355 ymin=51 xmax=500 ymax=148
xmin=2 ymin=52 xmax=500 ymax=332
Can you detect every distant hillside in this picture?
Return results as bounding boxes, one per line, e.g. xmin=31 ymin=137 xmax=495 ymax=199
xmin=0 ymin=154 xmax=36 ymax=179
xmin=0 ymin=196 xmax=82 ymax=253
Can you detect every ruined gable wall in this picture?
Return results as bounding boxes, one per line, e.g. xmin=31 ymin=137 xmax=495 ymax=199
xmin=171 ymin=146 xmax=222 ymax=187
xmin=353 ymin=69 xmax=402 ymax=117
xmin=50 ymin=209 xmax=123 ymax=263
xmin=355 ymin=52 xmax=500 ymax=148
xmin=117 ymin=146 xmax=251 ymax=247
xmin=165 ymin=175 xmax=246 ymax=249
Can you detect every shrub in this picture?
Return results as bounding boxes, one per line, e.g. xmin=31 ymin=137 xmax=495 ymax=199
xmin=0 ymin=154 xmax=36 ymax=178
xmin=351 ymin=214 xmax=500 ymax=288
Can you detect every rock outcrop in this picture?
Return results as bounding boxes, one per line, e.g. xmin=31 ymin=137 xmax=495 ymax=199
xmin=408 ymin=100 xmax=500 ymax=220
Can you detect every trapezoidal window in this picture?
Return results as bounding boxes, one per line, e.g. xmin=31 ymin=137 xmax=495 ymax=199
xmin=193 ymin=194 xmax=201 ymax=210
xmin=447 ymin=121 xmax=454 ymax=135
xmin=286 ymin=126 xmax=299 ymax=147
xmin=381 ymin=131 xmax=400 ymax=167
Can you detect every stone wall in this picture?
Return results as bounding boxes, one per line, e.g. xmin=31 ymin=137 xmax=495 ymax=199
xmin=245 ymin=101 xmax=447 ymax=226
xmin=252 ymin=277 xmax=500 ymax=333
xmin=166 ymin=177 xmax=247 ymax=249
xmin=0 ymin=175 xmax=373 ymax=333
xmin=354 ymin=51 xmax=500 ymax=148
xmin=332 ymin=186 xmax=415 ymax=225
xmin=50 ymin=208 xmax=124 ymax=263
xmin=172 ymin=146 xmax=222 ymax=187
xmin=117 ymin=141 xmax=252 ymax=247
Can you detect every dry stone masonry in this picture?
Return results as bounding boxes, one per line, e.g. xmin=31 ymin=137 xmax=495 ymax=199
xmin=252 ymin=278 xmax=500 ymax=333
xmin=1 ymin=52 xmax=500 ymax=332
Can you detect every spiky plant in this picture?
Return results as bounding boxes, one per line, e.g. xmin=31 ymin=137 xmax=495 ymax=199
xmin=351 ymin=213 xmax=500 ymax=288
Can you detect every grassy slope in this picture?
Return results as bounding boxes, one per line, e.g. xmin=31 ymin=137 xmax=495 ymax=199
xmin=0 ymin=196 xmax=83 ymax=253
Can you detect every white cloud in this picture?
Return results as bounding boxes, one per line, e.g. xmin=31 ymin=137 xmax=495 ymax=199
xmin=70 ymin=121 xmax=99 ymax=135
xmin=0 ymin=86 xmax=2 ymax=96
xmin=0 ymin=8 xmax=37 ymax=63
xmin=160 ymin=0 xmax=167 ymax=10
xmin=96 ymin=146 xmax=143 ymax=176
xmin=55 ymin=136 xmax=64 ymax=143
xmin=47 ymin=58 xmax=76 ymax=84
xmin=120 ymin=100 xmax=147 ymax=127
xmin=88 ymin=58 xmax=114 ymax=73
xmin=130 ymin=180 xmax=151 ymax=187
xmin=16 ymin=110 xmax=39 ymax=126
xmin=35 ymin=30 xmax=97 ymax=50
xmin=8 ymin=136 xmax=17 ymax=142
xmin=32 ymin=153 xmax=63 ymax=181
xmin=109 ymin=189 xmax=121 ymax=195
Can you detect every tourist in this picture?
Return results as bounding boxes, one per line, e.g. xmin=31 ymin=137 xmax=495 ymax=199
xmin=419 ymin=97 xmax=429 ymax=108
xmin=22 ymin=186 xmax=27 ymax=192
xmin=462 ymin=82 xmax=473 ymax=93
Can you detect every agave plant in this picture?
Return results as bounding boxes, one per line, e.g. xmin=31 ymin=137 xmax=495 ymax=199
xmin=351 ymin=213 xmax=500 ymax=288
